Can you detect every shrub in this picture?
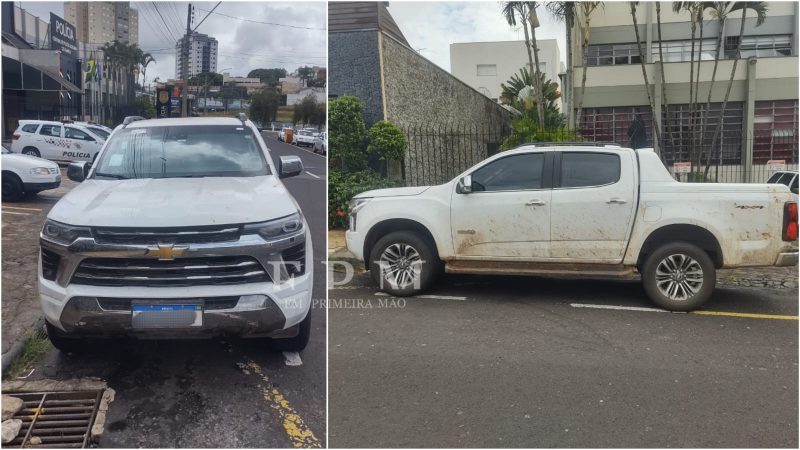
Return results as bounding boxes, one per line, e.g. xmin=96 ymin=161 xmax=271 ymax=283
xmin=329 ymin=96 xmax=367 ymax=171
xmin=328 ymin=169 xmax=401 ymax=229
xmin=367 ymin=120 xmax=407 ymax=162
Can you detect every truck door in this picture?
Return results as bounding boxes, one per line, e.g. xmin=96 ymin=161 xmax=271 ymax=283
xmin=36 ymin=124 xmax=63 ymax=160
xmin=450 ymin=151 xmax=553 ymax=260
xmin=549 ymin=150 xmax=636 ymax=262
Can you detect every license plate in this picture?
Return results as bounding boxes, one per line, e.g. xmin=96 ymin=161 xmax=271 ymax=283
xmin=131 ymin=303 xmax=202 ymax=329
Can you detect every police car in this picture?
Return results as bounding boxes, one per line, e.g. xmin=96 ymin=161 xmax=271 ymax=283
xmin=9 ymin=120 xmax=106 ymax=163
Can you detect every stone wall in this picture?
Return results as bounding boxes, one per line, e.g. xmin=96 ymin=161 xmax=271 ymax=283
xmin=380 ymin=33 xmax=512 ymax=186
xmin=328 ymin=30 xmax=384 ymax=126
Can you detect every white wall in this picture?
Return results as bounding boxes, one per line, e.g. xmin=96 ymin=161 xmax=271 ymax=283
xmin=286 ymin=89 xmax=326 ymax=106
xmin=450 ymin=39 xmax=561 ymax=108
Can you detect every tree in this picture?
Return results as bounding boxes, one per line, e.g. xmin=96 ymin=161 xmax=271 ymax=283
xmin=502 ymin=2 xmax=545 ymax=132
xmin=293 ymin=94 xmax=324 ymax=127
xmin=575 ymin=1 xmax=603 ymax=127
xmin=139 ymin=52 xmax=155 ymax=93
xmin=655 ymin=2 xmax=678 ymax=155
xmin=250 ymin=88 xmax=281 ymax=125
xmin=702 ymin=1 xmax=768 ymax=179
xmin=296 ymin=66 xmax=314 ymax=88
xmin=329 ymin=96 xmax=367 ymax=171
xmin=133 ymin=95 xmax=155 ymax=118
xmin=247 ymin=68 xmax=287 ymax=86
xmin=629 ymin=2 xmax=663 ymax=153
xmin=367 ymin=121 xmax=407 ymax=162
xmin=545 ymin=1 xmax=577 ymax=127
xmin=500 ymin=68 xmax=563 ymax=129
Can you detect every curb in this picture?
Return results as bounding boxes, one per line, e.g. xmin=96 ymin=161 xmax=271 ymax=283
xmin=1 ymin=318 xmax=45 ymax=373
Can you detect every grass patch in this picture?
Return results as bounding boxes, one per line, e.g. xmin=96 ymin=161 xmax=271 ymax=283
xmin=5 ymin=327 xmax=51 ymax=378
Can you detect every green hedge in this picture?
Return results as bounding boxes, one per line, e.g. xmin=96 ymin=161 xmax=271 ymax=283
xmin=328 ymin=169 xmax=400 ymax=229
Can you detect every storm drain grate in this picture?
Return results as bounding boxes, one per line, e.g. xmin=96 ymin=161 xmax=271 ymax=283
xmin=4 ymin=390 xmax=103 ymax=448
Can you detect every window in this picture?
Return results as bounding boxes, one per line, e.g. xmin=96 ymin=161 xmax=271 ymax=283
xmin=753 ymin=100 xmax=798 ymax=164
xmin=559 ymin=153 xmax=620 ymax=188
xmin=587 ymin=44 xmax=642 ymax=66
xmin=38 ymin=125 xmax=61 ymax=137
xmin=652 ymin=39 xmax=716 ymax=62
xmin=65 ymin=127 xmax=94 ymax=141
xmin=470 ymin=153 xmax=545 ymax=192
xmin=21 ymin=124 xmax=39 ymax=133
xmin=476 ymin=64 xmax=497 ymax=76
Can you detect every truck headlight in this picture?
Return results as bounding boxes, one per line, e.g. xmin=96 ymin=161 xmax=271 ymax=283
xmin=243 ymin=212 xmax=304 ymax=240
xmin=41 ymin=219 xmax=91 ymax=245
xmin=30 ymin=167 xmax=51 ymax=175
xmin=348 ymin=198 xmax=370 ymax=231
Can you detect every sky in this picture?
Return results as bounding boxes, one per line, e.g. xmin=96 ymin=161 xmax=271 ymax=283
xmin=388 ymin=1 xmax=568 ymax=73
xmin=16 ymin=1 xmax=327 ymax=83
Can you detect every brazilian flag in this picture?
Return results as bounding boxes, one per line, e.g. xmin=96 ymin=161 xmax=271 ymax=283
xmin=85 ymin=53 xmax=96 ymax=83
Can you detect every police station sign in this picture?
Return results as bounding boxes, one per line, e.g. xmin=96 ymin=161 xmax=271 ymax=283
xmin=50 ymin=13 xmax=77 ymax=58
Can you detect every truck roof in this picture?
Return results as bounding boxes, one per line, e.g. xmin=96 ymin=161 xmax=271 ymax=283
xmin=126 ymin=117 xmax=247 ymax=128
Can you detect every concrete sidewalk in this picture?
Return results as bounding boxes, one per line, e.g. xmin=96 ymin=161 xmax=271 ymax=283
xmin=327 ymin=229 xmax=362 ymax=270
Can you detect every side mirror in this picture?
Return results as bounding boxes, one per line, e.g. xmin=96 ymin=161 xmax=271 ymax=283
xmin=67 ymin=161 xmax=89 ymax=182
xmin=456 ymin=174 xmax=473 ymax=194
xmin=279 ymin=155 xmax=303 ymax=179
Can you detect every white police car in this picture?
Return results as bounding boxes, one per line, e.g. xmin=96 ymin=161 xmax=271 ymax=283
xmin=10 ymin=120 xmax=106 ymax=163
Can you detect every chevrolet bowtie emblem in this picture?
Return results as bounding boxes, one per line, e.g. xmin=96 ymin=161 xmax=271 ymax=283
xmin=147 ymin=244 xmax=187 ymax=260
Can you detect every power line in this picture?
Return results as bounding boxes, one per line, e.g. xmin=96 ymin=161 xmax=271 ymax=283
xmin=139 ymin=3 xmax=178 ymax=47
xmin=193 ymin=1 xmax=221 ymax=32
xmin=195 ymin=7 xmax=326 ymax=31
xmin=151 ymin=2 xmax=180 ymax=42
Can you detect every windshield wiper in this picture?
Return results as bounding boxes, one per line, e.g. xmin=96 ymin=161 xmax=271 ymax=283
xmin=94 ymin=172 xmax=129 ymax=179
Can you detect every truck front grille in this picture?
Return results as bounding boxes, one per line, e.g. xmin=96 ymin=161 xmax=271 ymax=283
xmin=41 ymin=248 xmax=60 ymax=281
xmin=97 ymin=296 xmax=239 ymax=310
xmin=282 ymin=243 xmax=306 ymax=276
xmin=92 ymin=225 xmax=241 ymax=245
xmin=70 ymin=256 xmax=270 ymax=287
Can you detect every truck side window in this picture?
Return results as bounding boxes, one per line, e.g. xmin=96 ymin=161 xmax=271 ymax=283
xmin=470 ymin=153 xmax=545 ymax=192
xmin=39 ymin=125 xmax=61 ymax=137
xmin=560 ymin=152 xmax=620 ymax=188
xmin=65 ymin=127 xmax=94 ymax=141
xmin=21 ymin=124 xmax=39 ymax=133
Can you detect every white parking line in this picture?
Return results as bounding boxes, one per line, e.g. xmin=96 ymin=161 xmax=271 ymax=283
xmin=283 ymin=351 xmax=303 ymax=366
xmin=1 ymin=211 xmax=33 ymax=216
xmin=374 ymin=292 xmax=467 ymax=301
xmin=570 ymin=303 xmax=669 ymax=313
xmin=304 ymin=170 xmax=320 ymax=179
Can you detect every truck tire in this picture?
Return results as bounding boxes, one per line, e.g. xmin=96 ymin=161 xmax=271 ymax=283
xmin=22 ymin=147 xmax=40 ymax=157
xmin=641 ymin=242 xmax=716 ymax=311
xmin=369 ymin=230 xmax=442 ymax=297
xmin=45 ymin=321 xmax=84 ymax=353
xmin=269 ymin=312 xmax=311 ymax=352
xmin=2 ymin=173 xmax=23 ymax=202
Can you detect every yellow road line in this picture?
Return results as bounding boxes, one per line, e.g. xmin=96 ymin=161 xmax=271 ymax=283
xmin=690 ymin=311 xmax=798 ymax=320
xmin=240 ymin=360 xmax=321 ymax=448
xmin=1 ymin=205 xmax=42 ymax=211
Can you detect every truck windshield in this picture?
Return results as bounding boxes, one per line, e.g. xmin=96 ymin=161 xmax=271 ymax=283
xmin=92 ymin=125 xmax=270 ymax=179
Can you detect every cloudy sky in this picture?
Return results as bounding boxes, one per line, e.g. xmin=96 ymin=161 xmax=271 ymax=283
xmin=18 ymin=1 xmax=326 ymax=83
xmin=388 ymin=1 xmax=567 ymax=73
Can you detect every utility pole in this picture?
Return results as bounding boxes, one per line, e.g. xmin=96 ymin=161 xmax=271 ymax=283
xmin=181 ymin=4 xmax=192 ymax=117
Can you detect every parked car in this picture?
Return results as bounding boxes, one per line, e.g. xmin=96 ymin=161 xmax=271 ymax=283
xmin=313 ymin=132 xmax=327 ymax=155
xmin=293 ymin=130 xmax=316 ymax=147
xmin=10 ymin=120 xmax=105 ymax=163
xmin=1 ymin=147 xmax=61 ymax=201
xmin=767 ymin=170 xmax=798 ymax=202
xmin=346 ymin=144 xmax=798 ymax=311
xmin=278 ymin=126 xmax=293 ymax=142
xmin=39 ymin=116 xmax=313 ymax=352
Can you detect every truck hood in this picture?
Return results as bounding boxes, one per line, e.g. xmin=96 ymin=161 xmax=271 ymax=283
xmin=355 ymin=186 xmax=431 ymax=198
xmin=48 ymin=176 xmax=298 ymax=227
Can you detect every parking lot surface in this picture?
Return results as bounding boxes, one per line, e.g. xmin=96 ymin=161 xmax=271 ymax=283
xmin=329 ymin=270 xmax=798 ymax=448
xmin=1 ymin=134 xmax=327 ymax=448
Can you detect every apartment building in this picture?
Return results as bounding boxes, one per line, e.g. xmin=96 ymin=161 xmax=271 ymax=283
xmin=175 ymin=32 xmax=219 ymax=80
xmin=569 ymin=1 xmax=798 ymax=179
xmin=64 ymin=2 xmax=139 ymax=45
xmin=450 ymin=39 xmax=562 ymax=107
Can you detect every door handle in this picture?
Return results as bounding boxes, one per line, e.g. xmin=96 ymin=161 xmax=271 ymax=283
xmin=606 ymin=197 xmax=627 ymax=204
xmin=525 ymin=199 xmax=546 ymax=206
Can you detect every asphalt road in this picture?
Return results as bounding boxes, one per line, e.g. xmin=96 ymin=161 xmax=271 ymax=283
xmin=2 ymin=133 xmax=327 ymax=448
xmin=328 ymin=272 xmax=798 ymax=448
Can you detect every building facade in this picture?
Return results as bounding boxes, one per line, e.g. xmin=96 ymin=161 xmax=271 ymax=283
xmin=64 ymin=2 xmax=138 ymax=45
xmin=569 ymin=1 xmax=798 ymax=181
xmin=450 ymin=39 xmax=562 ymax=107
xmin=175 ymin=32 xmax=218 ymax=80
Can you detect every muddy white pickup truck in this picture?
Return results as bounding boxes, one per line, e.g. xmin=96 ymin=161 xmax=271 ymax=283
xmin=346 ymin=144 xmax=798 ymax=311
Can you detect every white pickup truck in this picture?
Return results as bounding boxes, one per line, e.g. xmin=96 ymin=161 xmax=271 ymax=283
xmin=346 ymin=144 xmax=798 ymax=311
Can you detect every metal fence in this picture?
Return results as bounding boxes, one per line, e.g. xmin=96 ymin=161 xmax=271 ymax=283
xmin=399 ymin=123 xmax=798 ymax=186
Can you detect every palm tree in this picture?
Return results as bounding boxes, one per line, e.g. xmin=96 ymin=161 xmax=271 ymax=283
xmin=139 ymin=52 xmax=155 ymax=94
xmin=629 ymin=2 xmax=663 ymax=152
xmin=702 ymin=1 xmax=768 ymax=179
xmin=502 ymin=2 xmax=546 ymax=132
xmin=672 ymin=2 xmax=703 ymax=166
xmin=700 ymin=1 xmax=767 ymax=178
xmin=545 ymin=1 xmax=577 ymax=127
xmin=655 ymin=2 xmax=678 ymax=156
xmin=575 ymin=1 xmax=602 ymax=127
